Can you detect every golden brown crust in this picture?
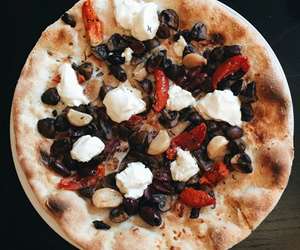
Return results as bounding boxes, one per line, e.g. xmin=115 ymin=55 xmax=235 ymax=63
xmin=11 ymin=0 xmax=294 ymax=249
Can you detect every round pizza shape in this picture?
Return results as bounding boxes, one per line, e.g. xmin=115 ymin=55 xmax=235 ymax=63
xmin=11 ymin=0 xmax=294 ymax=249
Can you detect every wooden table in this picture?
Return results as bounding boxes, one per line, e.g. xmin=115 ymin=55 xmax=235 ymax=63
xmin=2 ymin=0 xmax=299 ymax=249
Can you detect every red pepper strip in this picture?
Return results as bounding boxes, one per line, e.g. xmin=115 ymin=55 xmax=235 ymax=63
xmin=52 ymin=74 xmax=61 ymax=84
xmin=180 ymin=188 xmax=215 ymax=208
xmin=58 ymin=165 xmax=105 ymax=191
xmin=166 ymin=123 xmax=207 ymax=160
xmin=199 ymin=162 xmax=229 ymax=186
xmin=211 ymin=55 xmax=250 ymax=89
xmin=153 ymin=69 xmax=169 ymax=112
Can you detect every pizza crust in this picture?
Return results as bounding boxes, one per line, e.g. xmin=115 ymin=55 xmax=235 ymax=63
xmin=11 ymin=0 xmax=294 ymax=249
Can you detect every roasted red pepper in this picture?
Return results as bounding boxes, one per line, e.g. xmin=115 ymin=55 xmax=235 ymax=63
xmin=52 ymin=74 xmax=61 ymax=84
xmin=166 ymin=123 xmax=207 ymax=160
xmin=153 ymin=69 xmax=169 ymax=112
xmin=180 ymin=188 xmax=216 ymax=208
xmin=58 ymin=165 xmax=105 ymax=191
xmin=199 ymin=162 xmax=229 ymax=186
xmin=211 ymin=55 xmax=250 ymax=89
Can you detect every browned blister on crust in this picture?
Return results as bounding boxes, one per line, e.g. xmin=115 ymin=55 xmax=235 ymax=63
xmin=11 ymin=0 xmax=293 ymax=249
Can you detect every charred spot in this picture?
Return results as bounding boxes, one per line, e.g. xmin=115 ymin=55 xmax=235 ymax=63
xmin=46 ymin=198 xmax=66 ymax=215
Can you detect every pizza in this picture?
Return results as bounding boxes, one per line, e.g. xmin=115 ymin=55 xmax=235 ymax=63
xmin=11 ymin=0 xmax=294 ymax=249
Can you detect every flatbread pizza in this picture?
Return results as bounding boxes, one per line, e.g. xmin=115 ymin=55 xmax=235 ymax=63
xmin=11 ymin=0 xmax=294 ymax=249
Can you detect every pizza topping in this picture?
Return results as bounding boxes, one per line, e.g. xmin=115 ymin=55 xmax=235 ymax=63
xmin=123 ymin=198 xmax=139 ymax=215
xmin=159 ymin=109 xmax=180 ymax=128
xmin=41 ymin=88 xmax=60 ymax=105
xmin=57 ymin=63 xmax=89 ymax=106
xmin=194 ymin=90 xmax=242 ymax=126
xmin=66 ymin=109 xmax=93 ymax=127
xmin=78 ymin=186 xmax=96 ymax=198
xmin=122 ymin=47 xmax=134 ymax=64
xmin=225 ymin=126 xmax=243 ymax=140
xmin=180 ymin=188 xmax=215 ymax=208
xmin=199 ymin=162 xmax=229 ymax=186
xmin=153 ymin=69 xmax=169 ymax=112
xmin=173 ymin=36 xmax=188 ymax=57
xmin=170 ymin=148 xmax=199 ymax=182
xmin=191 ymin=22 xmax=207 ymax=41
xmin=113 ymin=0 xmax=159 ymax=41
xmin=147 ymin=130 xmax=171 ymax=155
xmin=116 ymin=162 xmax=153 ymax=199
xmin=92 ymin=188 xmax=123 ymax=208
xmin=110 ymin=206 xmax=129 ymax=223
xmin=37 ymin=118 xmax=56 ymax=139
xmin=61 ymin=12 xmax=76 ymax=28
xmin=159 ymin=9 xmax=179 ymax=30
xmin=240 ymin=81 xmax=257 ymax=103
xmin=167 ymin=123 xmax=207 ymax=159
xmin=108 ymin=64 xmax=127 ymax=82
xmin=183 ymin=53 xmax=207 ymax=69
xmin=144 ymin=38 xmax=160 ymax=51
xmin=73 ymin=62 xmax=94 ymax=81
xmin=92 ymin=44 xmax=109 ymax=61
xmin=190 ymin=207 xmax=201 ymax=219
xmin=156 ymin=23 xmax=171 ymax=39
xmin=70 ymin=135 xmax=105 ymax=162
xmin=211 ymin=55 xmax=250 ymax=89
xmin=103 ymin=83 xmax=146 ymax=123
xmin=93 ymin=220 xmax=111 ymax=230
xmin=207 ymin=136 xmax=229 ymax=161
xmin=241 ymin=102 xmax=254 ymax=121
xmin=230 ymin=153 xmax=253 ymax=173
xmin=166 ymin=85 xmax=195 ymax=111
xmin=82 ymin=0 xmax=103 ymax=46
xmin=139 ymin=206 xmax=162 ymax=226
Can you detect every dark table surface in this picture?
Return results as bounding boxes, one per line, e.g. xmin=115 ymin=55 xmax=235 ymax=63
xmin=2 ymin=0 xmax=300 ymax=249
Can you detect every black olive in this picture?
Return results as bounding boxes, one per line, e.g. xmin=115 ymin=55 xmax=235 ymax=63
xmin=41 ymin=88 xmax=60 ymax=105
xmin=193 ymin=148 xmax=214 ymax=172
xmin=231 ymin=79 xmax=243 ymax=96
xmin=183 ymin=44 xmax=195 ymax=57
xmin=139 ymin=79 xmax=153 ymax=94
xmin=114 ymin=125 xmax=133 ymax=140
xmin=129 ymin=152 xmax=161 ymax=169
xmin=230 ymin=153 xmax=253 ymax=174
xmin=175 ymin=182 xmax=186 ymax=193
xmin=77 ymin=62 xmax=93 ymax=80
xmin=78 ymin=186 xmax=95 ymax=198
xmin=99 ymin=85 xmax=113 ymax=101
xmin=50 ymin=138 xmax=72 ymax=156
xmin=61 ymin=13 xmax=76 ymax=27
xmin=110 ymin=206 xmax=129 ymax=223
xmin=142 ymin=96 xmax=153 ymax=115
xmin=144 ymin=38 xmax=160 ymax=51
xmin=186 ymin=174 xmax=201 ymax=189
xmin=228 ymin=139 xmax=246 ymax=154
xmin=217 ymin=79 xmax=231 ymax=90
xmin=129 ymin=131 xmax=149 ymax=152
xmin=165 ymin=64 xmax=185 ymax=81
xmin=139 ymin=206 xmax=162 ymax=226
xmin=107 ymin=53 xmax=125 ymax=65
xmin=50 ymin=160 xmax=71 ymax=177
xmin=37 ymin=118 xmax=56 ymax=139
xmin=223 ymin=45 xmax=242 ymax=59
xmin=152 ymin=194 xmax=173 ymax=213
xmin=98 ymin=172 xmax=117 ymax=189
xmin=241 ymin=103 xmax=254 ymax=122
xmin=179 ymin=106 xmax=194 ymax=121
xmin=93 ymin=220 xmax=111 ymax=230
xmin=206 ymin=121 xmax=219 ymax=132
xmin=159 ymin=9 xmax=179 ymax=30
xmin=145 ymin=51 xmax=166 ymax=73
xmin=124 ymin=36 xmax=146 ymax=55
xmin=107 ymin=33 xmax=128 ymax=52
xmin=151 ymin=179 xmax=175 ymax=195
xmin=240 ymin=81 xmax=257 ymax=103
xmin=159 ymin=109 xmax=180 ymax=128
xmin=174 ymin=29 xmax=192 ymax=43
xmin=156 ymin=23 xmax=171 ymax=39
xmin=190 ymin=208 xmax=201 ymax=219
xmin=92 ymin=44 xmax=109 ymax=61
xmin=191 ymin=22 xmax=207 ymax=41
xmin=161 ymin=58 xmax=173 ymax=71
xmin=211 ymin=33 xmax=225 ymax=44
xmin=55 ymin=115 xmax=70 ymax=132
xmin=188 ymin=112 xmax=203 ymax=125
xmin=203 ymin=49 xmax=211 ymax=59
xmin=209 ymin=46 xmax=225 ymax=63
xmin=225 ymin=126 xmax=243 ymax=140
xmin=123 ymin=198 xmax=139 ymax=215
xmin=52 ymin=110 xmax=58 ymax=117
xmin=109 ymin=65 xmax=127 ymax=82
